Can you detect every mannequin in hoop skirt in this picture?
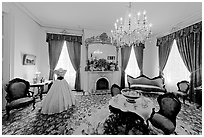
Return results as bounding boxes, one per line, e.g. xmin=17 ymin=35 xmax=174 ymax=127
xmin=41 ymin=68 xmax=76 ymax=115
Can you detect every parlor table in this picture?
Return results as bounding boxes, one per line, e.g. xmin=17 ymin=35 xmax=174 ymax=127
xmin=30 ymin=80 xmax=52 ymax=100
xmin=107 ymin=92 xmax=155 ymax=134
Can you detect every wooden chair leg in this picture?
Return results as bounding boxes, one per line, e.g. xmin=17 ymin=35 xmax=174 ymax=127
xmin=183 ymin=97 xmax=185 ymax=104
xmin=188 ymin=96 xmax=191 ymax=103
xmin=32 ymin=101 xmax=36 ymax=110
xmin=6 ymin=108 xmax=10 ymax=120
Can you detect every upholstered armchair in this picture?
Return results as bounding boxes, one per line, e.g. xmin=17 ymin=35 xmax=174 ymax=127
xmin=175 ymin=80 xmax=190 ymax=104
xmin=5 ymin=78 xmax=35 ymax=119
xmin=147 ymin=93 xmax=181 ymax=135
xmin=110 ymin=84 xmax=121 ymax=97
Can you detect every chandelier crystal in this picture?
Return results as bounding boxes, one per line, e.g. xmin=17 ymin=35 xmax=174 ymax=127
xmin=111 ymin=2 xmax=152 ymax=47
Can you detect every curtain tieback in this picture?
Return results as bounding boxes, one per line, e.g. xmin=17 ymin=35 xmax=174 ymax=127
xmin=121 ymin=69 xmax=126 ymax=73
xmin=191 ymin=68 xmax=201 ymax=74
xmin=49 ymin=69 xmax=55 ymax=73
xmin=75 ymin=68 xmax=81 ymax=74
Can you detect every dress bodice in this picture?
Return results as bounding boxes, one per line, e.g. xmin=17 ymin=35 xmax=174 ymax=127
xmin=57 ymin=76 xmax=64 ymax=80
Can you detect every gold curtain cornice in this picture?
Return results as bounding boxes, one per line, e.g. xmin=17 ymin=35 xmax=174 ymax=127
xmin=156 ymin=21 xmax=202 ymax=47
xmin=46 ymin=33 xmax=82 ymax=44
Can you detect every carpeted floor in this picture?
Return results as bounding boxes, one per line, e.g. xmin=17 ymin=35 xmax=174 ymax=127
xmin=1 ymin=93 xmax=202 ymax=135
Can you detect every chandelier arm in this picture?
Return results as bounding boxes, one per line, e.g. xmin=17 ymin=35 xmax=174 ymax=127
xmin=111 ymin=4 xmax=152 ymax=47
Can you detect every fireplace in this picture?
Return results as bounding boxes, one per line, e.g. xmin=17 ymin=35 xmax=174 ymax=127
xmin=84 ymin=71 xmax=120 ymax=94
xmin=96 ymin=78 xmax=109 ymax=90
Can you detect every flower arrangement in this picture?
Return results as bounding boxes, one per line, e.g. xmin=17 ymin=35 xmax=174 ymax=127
xmin=85 ymin=58 xmax=118 ymax=71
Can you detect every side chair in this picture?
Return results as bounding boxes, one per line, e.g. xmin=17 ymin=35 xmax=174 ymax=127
xmin=110 ymin=84 xmax=122 ymax=97
xmin=147 ymin=93 xmax=181 ymax=135
xmin=175 ymin=80 xmax=190 ymax=104
xmin=5 ymin=78 xmax=36 ymax=119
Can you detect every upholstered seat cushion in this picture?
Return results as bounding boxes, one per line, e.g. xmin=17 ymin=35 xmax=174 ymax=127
xmin=130 ymin=84 xmax=166 ymax=92
xmin=6 ymin=97 xmax=35 ymax=109
xmin=150 ymin=113 xmax=175 ymax=134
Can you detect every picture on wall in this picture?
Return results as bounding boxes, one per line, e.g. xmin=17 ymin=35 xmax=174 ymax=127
xmin=23 ymin=54 xmax=36 ymax=65
xmin=107 ymin=55 xmax=115 ymax=61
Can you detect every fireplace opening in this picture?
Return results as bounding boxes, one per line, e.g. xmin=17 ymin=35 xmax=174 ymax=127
xmin=96 ymin=78 xmax=109 ymax=90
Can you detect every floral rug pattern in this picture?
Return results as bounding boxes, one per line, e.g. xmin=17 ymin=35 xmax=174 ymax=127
xmin=2 ymin=94 xmax=202 ymax=135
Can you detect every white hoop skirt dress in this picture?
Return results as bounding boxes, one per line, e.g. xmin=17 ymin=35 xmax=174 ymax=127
xmin=41 ymin=79 xmax=76 ymax=115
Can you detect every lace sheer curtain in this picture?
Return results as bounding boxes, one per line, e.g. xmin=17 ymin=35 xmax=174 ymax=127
xmin=55 ymin=41 xmax=76 ymax=89
xmin=163 ymin=40 xmax=190 ymax=92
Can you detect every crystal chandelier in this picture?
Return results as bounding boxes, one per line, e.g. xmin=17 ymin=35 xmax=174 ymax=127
xmin=111 ymin=2 xmax=152 ymax=47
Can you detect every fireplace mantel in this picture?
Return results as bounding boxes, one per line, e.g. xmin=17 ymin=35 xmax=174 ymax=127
xmin=84 ymin=71 xmax=120 ymax=94
xmin=88 ymin=71 xmax=116 ymax=73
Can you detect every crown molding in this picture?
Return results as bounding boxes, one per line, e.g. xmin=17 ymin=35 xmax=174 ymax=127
xmin=13 ymin=3 xmax=83 ymax=33
xmin=155 ymin=9 xmax=202 ymax=38
xmin=14 ymin=3 xmax=42 ymax=27
xmin=41 ymin=25 xmax=83 ymax=36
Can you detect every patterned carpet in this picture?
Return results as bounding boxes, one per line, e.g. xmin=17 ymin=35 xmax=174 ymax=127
xmin=1 ymin=93 xmax=202 ymax=135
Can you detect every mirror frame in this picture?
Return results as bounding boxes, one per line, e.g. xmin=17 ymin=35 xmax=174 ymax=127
xmin=85 ymin=33 xmax=119 ymax=71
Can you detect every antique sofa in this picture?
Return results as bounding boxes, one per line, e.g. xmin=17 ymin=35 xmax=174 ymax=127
xmin=127 ymin=75 xmax=167 ymax=93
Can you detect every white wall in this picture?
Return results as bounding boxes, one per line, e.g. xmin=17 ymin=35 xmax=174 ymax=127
xmin=143 ymin=36 xmax=159 ymax=78
xmin=2 ymin=3 xmax=160 ymax=96
xmin=2 ymin=3 xmax=48 ymax=82
xmin=2 ymin=3 xmax=48 ymax=109
xmin=12 ymin=4 xmax=47 ymax=81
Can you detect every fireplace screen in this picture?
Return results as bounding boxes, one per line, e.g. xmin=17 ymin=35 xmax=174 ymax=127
xmin=96 ymin=78 xmax=109 ymax=90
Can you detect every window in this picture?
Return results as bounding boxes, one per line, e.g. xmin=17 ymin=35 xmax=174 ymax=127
xmin=125 ymin=46 xmax=140 ymax=87
xmin=163 ymin=40 xmax=190 ymax=91
xmin=55 ymin=41 xmax=76 ymax=89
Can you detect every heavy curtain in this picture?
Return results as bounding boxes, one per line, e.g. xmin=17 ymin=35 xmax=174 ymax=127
xmin=157 ymin=21 xmax=202 ymax=102
xmin=47 ymin=40 xmax=64 ymax=80
xmin=175 ymin=21 xmax=202 ymax=101
xmin=120 ymin=46 xmax=132 ymax=88
xmin=157 ymin=34 xmax=175 ymax=76
xmin=133 ymin=43 xmax=145 ymax=75
xmin=66 ymin=41 xmax=81 ymax=90
xmin=46 ymin=33 xmax=82 ymax=81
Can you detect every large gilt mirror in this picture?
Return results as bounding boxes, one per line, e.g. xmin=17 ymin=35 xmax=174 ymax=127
xmin=85 ymin=33 xmax=119 ymax=71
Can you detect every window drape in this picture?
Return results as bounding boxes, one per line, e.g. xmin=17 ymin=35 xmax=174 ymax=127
xmin=46 ymin=33 xmax=82 ymax=81
xmin=120 ymin=46 xmax=132 ymax=88
xmin=163 ymin=40 xmax=190 ymax=92
xmin=176 ymin=22 xmax=202 ymax=101
xmin=66 ymin=41 xmax=81 ymax=90
xmin=48 ymin=40 xmax=64 ymax=80
xmin=157 ymin=35 xmax=174 ymax=76
xmin=157 ymin=21 xmax=202 ymax=102
xmin=133 ymin=43 xmax=145 ymax=75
